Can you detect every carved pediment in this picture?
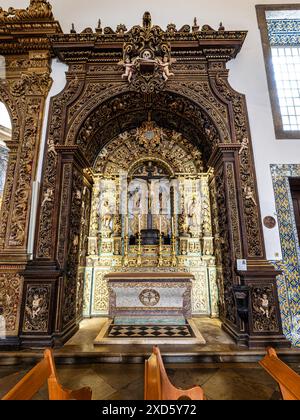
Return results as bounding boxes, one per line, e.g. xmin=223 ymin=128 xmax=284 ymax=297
xmin=0 ymin=0 xmax=62 ymax=55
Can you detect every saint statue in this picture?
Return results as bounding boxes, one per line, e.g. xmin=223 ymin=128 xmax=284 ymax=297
xmin=188 ymin=196 xmax=200 ymax=228
xmin=101 ymin=199 xmax=113 ymax=230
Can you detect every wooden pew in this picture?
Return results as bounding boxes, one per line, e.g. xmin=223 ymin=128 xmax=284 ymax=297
xmin=259 ymin=347 xmax=300 ymax=400
xmin=2 ymin=348 xmax=92 ymax=400
xmin=144 ymin=346 xmax=205 ymax=400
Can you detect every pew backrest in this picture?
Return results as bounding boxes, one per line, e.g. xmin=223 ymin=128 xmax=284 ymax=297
xmin=144 ymin=346 xmax=205 ymax=400
xmin=2 ymin=348 xmax=92 ymax=401
xmin=259 ymin=347 xmax=300 ymax=400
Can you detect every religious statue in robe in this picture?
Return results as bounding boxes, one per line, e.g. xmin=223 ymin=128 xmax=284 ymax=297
xmin=187 ymin=196 xmax=201 ymax=231
xmin=101 ymin=200 xmax=112 ymax=229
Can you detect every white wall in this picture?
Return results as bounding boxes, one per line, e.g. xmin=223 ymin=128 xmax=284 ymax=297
xmin=2 ymin=0 xmax=300 ymax=260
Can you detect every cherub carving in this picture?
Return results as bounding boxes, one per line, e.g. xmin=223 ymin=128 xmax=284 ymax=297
xmin=32 ymin=294 xmax=44 ymax=319
xmin=244 ymin=186 xmax=257 ymax=206
xmin=157 ymin=56 xmax=176 ymax=81
xmin=239 ymin=137 xmax=249 ymax=155
xmin=47 ymin=138 xmax=57 ymax=156
xmin=41 ymin=188 xmax=53 ymax=207
xmin=259 ymin=294 xmax=270 ymax=318
xmin=118 ymin=58 xmax=135 ymax=83
xmin=101 ymin=199 xmax=113 ymax=230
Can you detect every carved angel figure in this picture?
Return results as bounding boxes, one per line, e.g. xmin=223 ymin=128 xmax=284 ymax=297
xmin=244 ymin=186 xmax=257 ymax=206
xmin=259 ymin=294 xmax=270 ymax=318
xmin=32 ymin=294 xmax=44 ymax=319
xmin=118 ymin=58 xmax=135 ymax=83
xmin=239 ymin=137 xmax=249 ymax=155
xmin=101 ymin=199 xmax=113 ymax=230
xmin=157 ymin=56 xmax=176 ymax=81
xmin=41 ymin=188 xmax=53 ymax=207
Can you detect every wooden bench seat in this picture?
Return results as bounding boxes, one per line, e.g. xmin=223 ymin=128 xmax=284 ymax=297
xmin=1 ymin=349 xmax=92 ymax=400
xmin=259 ymin=347 xmax=300 ymax=400
xmin=144 ymin=346 xmax=205 ymax=400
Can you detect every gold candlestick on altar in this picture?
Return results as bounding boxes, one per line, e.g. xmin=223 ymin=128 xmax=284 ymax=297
xmin=123 ymin=235 xmax=129 ymax=267
xmin=137 ymin=231 xmax=142 ymax=267
xmin=171 ymin=217 xmax=177 ymax=267
xmin=158 ymin=232 xmax=164 ymax=267
xmin=123 ymin=215 xmax=129 ymax=266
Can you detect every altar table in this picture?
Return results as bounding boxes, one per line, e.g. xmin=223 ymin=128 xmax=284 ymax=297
xmin=105 ymin=272 xmax=193 ymax=321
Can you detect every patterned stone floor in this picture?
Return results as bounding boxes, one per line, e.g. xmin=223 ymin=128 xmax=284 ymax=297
xmin=108 ymin=324 xmax=194 ymax=338
xmin=1 ymin=360 xmax=300 ymax=400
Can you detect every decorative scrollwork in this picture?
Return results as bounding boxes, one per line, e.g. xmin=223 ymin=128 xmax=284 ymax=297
xmin=118 ymin=12 xmax=176 ymax=93
xmin=11 ymin=72 xmax=51 ymax=97
xmin=0 ymin=273 xmax=23 ymax=334
xmin=37 ymin=78 xmax=81 ymax=258
xmin=23 ymin=284 xmax=51 ymax=333
xmin=214 ymin=166 xmax=236 ymax=324
xmin=62 ymin=167 xmax=84 ymax=328
xmin=214 ymin=74 xmax=264 ymax=257
xmin=252 ymin=286 xmax=279 ymax=333
xmin=0 ymin=1 xmax=53 ymax=22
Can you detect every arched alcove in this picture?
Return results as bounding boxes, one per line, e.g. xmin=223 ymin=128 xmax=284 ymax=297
xmin=19 ymin=13 xmax=289 ymax=350
xmin=82 ymin=124 xmax=217 ymax=317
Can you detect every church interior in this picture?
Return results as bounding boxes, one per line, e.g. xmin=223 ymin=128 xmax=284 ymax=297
xmin=0 ymin=0 xmax=300 ymax=401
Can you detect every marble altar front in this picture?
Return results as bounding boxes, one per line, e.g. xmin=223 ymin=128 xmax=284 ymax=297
xmin=106 ymin=272 xmax=193 ymax=322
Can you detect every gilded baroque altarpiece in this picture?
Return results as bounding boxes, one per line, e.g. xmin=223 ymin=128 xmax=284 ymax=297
xmin=82 ymin=127 xmax=218 ymax=317
xmin=0 ymin=2 xmax=290 ymax=348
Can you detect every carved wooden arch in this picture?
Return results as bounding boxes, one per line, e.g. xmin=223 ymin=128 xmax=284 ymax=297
xmin=65 ymin=84 xmax=230 ymax=153
xmin=26 ymin=11 xmax=290 ymax=350
xmin=93 ymin=127 xmax=205 ymax=176
xmin=36 ymin=72 xmax=284 ymax=347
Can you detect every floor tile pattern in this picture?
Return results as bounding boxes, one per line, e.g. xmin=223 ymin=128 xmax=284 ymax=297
xmin=108 ymin=325 xmax=193 ymax=338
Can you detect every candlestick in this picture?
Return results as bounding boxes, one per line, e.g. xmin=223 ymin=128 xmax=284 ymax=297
xmin=123 ymin=234 xmax=129 ymax=267
xmin=159 ymin=215 xmax=162 ymax=234
xmin=137 ymin=230 xmax=142 ymax=267
xmin=125 ymin=215 xmax=128 ymax=236
xmin=171 ymin=233 xmax=177 ymax=267
xmin=172 ymin=216 xmax=175 ymax=235
xmin=158 ymin=231 xmax=163 ymax=267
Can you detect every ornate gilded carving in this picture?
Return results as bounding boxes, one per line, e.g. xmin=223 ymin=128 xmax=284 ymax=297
xmin=37 ymin=78 xmax=81 ymax=258
xmin=11 ymin=72 xmax=51 ymax=97
xmin=24 ymin=12 xmax=286 ymax=348
xmin=252 ymin=286 xmax=279 ymax=333
xmin=0 ymin=1 xmax=53 ymax=22
xmin=214 ymin=165 xmax=236 ymax=324
xmin=226 ymin=163 xmax=242 ymax=259
xmin=79 ymin=185 xmax=92 ymax=266
xmin=0 ymin=152 xmax=17 ymax=249
xmin=23 ymin=284 xmax=51 ymax=333
xmin=0 ymin=273 xmax=23 ymax=334
xmin=0 ymin=67 xmax=52 ymax=253
xmin=214 ymin=75 xmax=264 ymax=257
xmin=8 ymin=95 xmax=49 ymax=247
xmin=94 ymin=128 xmax=204 ymax=175
xmin=62 ymin=167 xmax=83 ymax=328
xmin=93 ymin=271 xmax=110 ymax=313
xmin=57 ymin=163 xmax=72 ymax=266
xmin=118 ymin=12 xmax=176 ymax=93
xmin=65 ymin=85 xmax=228 ymax=164
xmin=85 ymin=135 xmax=217 ymax=316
